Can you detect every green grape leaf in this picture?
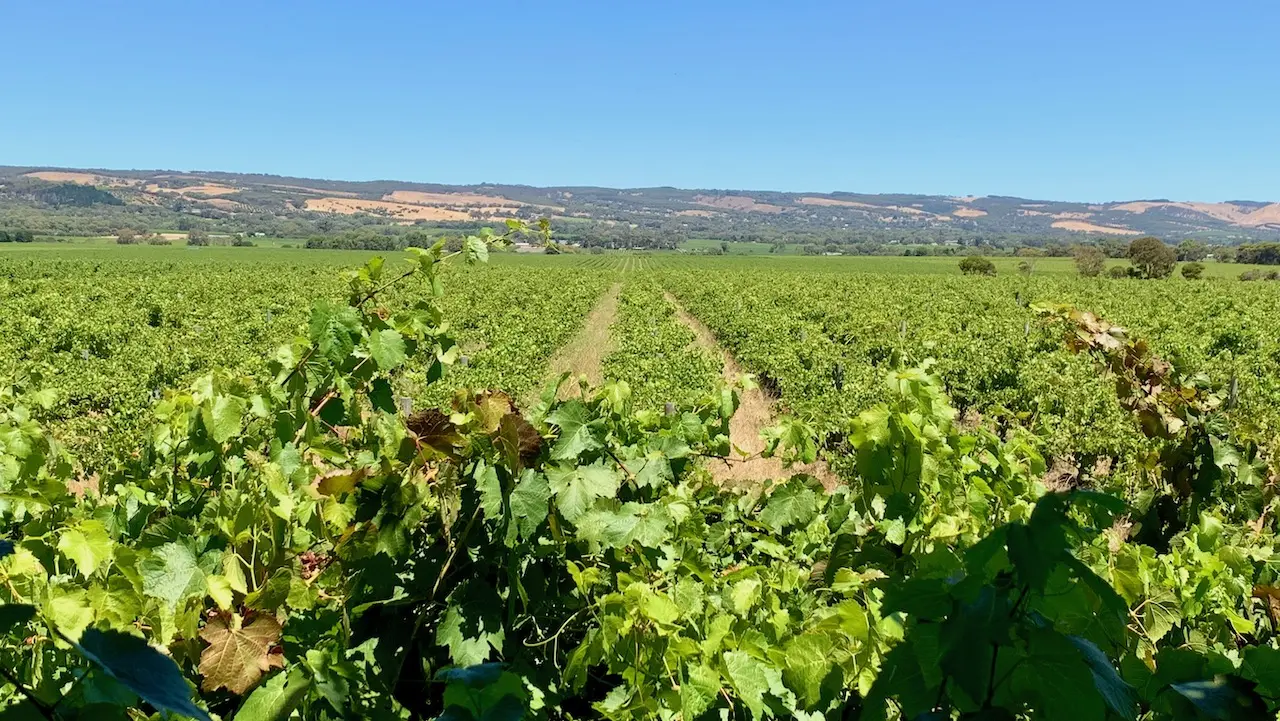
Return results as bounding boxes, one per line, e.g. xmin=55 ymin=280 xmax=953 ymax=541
xmin=758 ymin=481 xmax=818 ymax=532
xmin=1007 ymin=627 xmax=1104 ymax=720
xmin=723 ymin=651 xmax=770 ymax=721
xmin=74 ymin=627 xmax=212 ymax=721
xmin=140 ymin=543 xmax=208 ymax=610
xmin=1171 ymin=677 xmax=1270 ymax=720
xmin=548 ymin=463 xmax=620 ymax=523
xmin=783 ymin=634 xmax=835 ymax=707
xmin=1067 ymin=635 xmax=1136 ymax=720
xmin=464 ymin=235 xmax=489 ymax=265
xmin=436 ymin=604 xmax=499 ymax=667
xmin=205 ymin=394 xmax=245 ymax=444
xmin=681 ymin=664 xmax=721 ymax=719
xmin=368 ymin=328 xmax=407 ymax=370
xmin=57 ymin=520 xmax=114 ymax=577
xmin=507 ymin=470 xmax=551 ymax=544
xmin=1240 ymin=646 xmax=1280 ymax=700
xmin=545 ymin=401 xmax=604 ymax=460
xmin=308 ymin=301 xmax=362 ymax=363
xmin=641 ymin=592 xmax=681 ymax=626
xmin=475 ymin=464 xmax=503 ymax=520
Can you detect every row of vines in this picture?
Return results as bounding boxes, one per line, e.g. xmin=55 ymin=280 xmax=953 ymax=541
xmin=1 ymin=236 xmax=1279 ymax=720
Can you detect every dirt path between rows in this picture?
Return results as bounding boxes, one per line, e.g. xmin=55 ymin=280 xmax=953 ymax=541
xmin=664 ymin=293 xmax=838 ymax=489
xmin=537 ymin=283 xmax=622 ymax=401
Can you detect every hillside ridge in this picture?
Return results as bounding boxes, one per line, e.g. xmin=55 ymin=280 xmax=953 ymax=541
xmin=3 ymin=165 xmax=1278 ymax=241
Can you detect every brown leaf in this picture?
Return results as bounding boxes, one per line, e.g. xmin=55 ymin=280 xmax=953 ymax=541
xmin=407 ymin=409 xmax=462 ymax=455
xmin=495 ymin=413 xmax=542 ymax=470
xmin=1253 ymin=586 xmax=1280 ymax=627
xmin=199 ymin=613 xmax=284 ymax=695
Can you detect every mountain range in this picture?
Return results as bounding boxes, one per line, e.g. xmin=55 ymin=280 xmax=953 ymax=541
xmin=3 ymin=166 xmax=1278 ymax=241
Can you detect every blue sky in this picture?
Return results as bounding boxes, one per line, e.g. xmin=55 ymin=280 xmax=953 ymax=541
xmin=2 ymin=1 xmax=1277 ymax=202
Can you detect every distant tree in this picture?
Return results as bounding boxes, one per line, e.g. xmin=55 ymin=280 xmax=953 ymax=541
xmin=1240 ymin=270 xmax=1262 ymax=281
xmin=231 ymin=237 xmax=255 ymax=247
xmin=1177 ymin=239 xmax=1208 ymax=262
xmin=1 ymin=230 xmax=35 ymax=243
xmin=1181 ymin=262 xmax=1206 ymax=280
xmin=1107 ymin=266 xmax=1134 ymax=279
xmin=116 ymin=228 xmax=138 ymax=245
xmin=1072 ymin=245 xmax=1106 ymax=277
xmin=1236 ymin=243 xmax=1280 ymax=265
xmin=802 ymin=244 xmax=822 ymax=256
xmin=720 ymin=241 xmax=730 ymax=254
xmin=1100 ymin=238 xmax=1130 ymax=258
xmin=1215 ymin=246 xmax=1237 ymax=263
xmin=1126 ymin=236 xmax=1177 ymax=279
xmin=1042 ymin=241 xmax=1071 ymax=257
xmin=1017 ymin=260 xmax=1033 ymax=275
xmin=187 ymin=229 xmax=210 ymax=246
xmin=959 ymin=255 xmax=996 ymax=276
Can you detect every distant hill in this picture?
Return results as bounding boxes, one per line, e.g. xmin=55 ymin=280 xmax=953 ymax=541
xmin=3 ymin=165 xmax=1278 ymax=242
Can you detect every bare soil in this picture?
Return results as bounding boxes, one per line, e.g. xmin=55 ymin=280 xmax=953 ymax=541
xmin=305 ymin=197 xmax=478 ymax=222
xmin=538 ymin=283 xmax=622 ymax=401
xmin=24 ymin=171 xmax=139 ymax=187
xmin=1051 ymin=220 xmax=1141 ymax=235
xmin=664 ymin=293 xmax=837 ymax=489
xmin=1111 ymin=200 xmax=1280 ymax=227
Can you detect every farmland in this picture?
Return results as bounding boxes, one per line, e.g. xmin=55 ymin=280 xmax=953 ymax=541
xmin=2 ymin=238 xmax=1280 ymax=719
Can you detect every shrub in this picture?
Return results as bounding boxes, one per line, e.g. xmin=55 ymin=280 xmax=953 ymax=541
xmin=186 ymin=230 xmax=210 ymax=247
xmin=115 ymin=228 xmax=139 ymax=245
xmin=231 ymin=238 xmax=255 ymax=247
xmin=1107 ymin=266 xmax=1133 ymax=279
xmin=1181 ymin=262 xmax=1205 ymax=280
xmin=1240 ymin=270 xmax=1262 ymax=281
xmin=1017 ymin=260 xmax=1033 ymax=276
xmin=959 ymin=255 xmax=996 ymax=276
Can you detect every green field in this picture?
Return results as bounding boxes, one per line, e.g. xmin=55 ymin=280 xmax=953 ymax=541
xmin=4 ymin=240 xmax=1280 ymax=719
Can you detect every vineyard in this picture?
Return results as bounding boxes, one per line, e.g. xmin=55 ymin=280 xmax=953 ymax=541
xmin=2 ymin=235 xmax=1280 ymax=720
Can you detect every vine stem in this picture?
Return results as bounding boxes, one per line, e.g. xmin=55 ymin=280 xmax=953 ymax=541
xmin=430 ymin=504 xmax=483 ymax=602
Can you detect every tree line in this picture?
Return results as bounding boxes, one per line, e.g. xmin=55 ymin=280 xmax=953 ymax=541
xmin=0 ymin=229 xmax=36 ymax=242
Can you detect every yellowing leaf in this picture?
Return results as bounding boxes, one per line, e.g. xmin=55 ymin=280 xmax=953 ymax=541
xmin=199 ymin=613 xmax=285 ymax=695
xmin=207 ymin=575 xmax=235 ymax=611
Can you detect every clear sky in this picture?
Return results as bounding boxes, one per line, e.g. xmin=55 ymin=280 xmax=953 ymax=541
xmin=2 ymin=1 xmax=1277 ymax=202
